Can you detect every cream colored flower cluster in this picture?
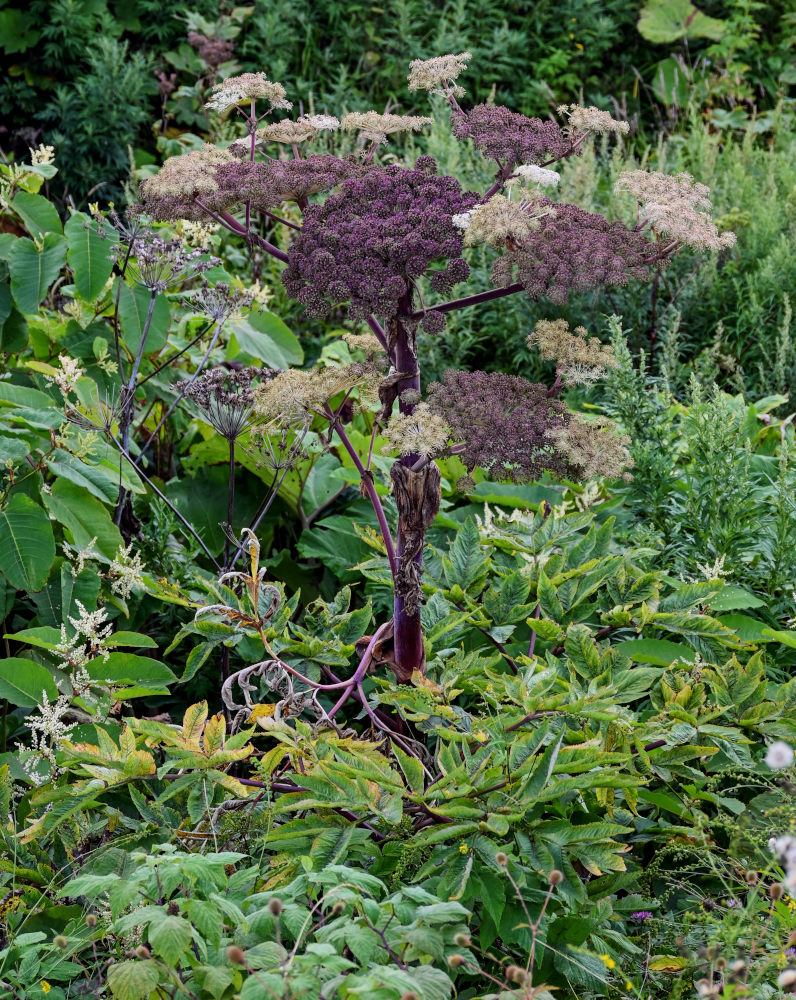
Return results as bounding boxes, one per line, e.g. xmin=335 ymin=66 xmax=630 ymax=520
xmin=558 ymin=104 xmax=630 ymax=135
xmin=255 ymin=363 xmax=382 ymax=424
xmin=407 ymin=52 xmax=472 ymax=97
xmin=615 ymin=170 xmax=736 ymax=252
xmin=515 ymin=164 xmax=560 ymax=187
xmin=529 ymin=318 xmax=617 ymax=385
xmin=456 ymin=195 xmax=547 ymax=249
xmin=250 ymin=114 xmax=340 ymax=146
xmin=143 ymin=146 xmax=231 ymax=199
xmin=45 ymin=354 xmax=84 ymax=399
xmin=553 ymin=415 xmax=633 ymax=480
xmin=383 ymin=403 xmax=450 ymax=458
xmin=205 ymin=72 xmax=292 ymax=114
xmin=340 ymin=111 xmax=433 ymax=145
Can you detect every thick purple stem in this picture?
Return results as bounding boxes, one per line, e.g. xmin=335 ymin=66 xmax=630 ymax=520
xmin=392 ymin=311 xmax=426 ymax=678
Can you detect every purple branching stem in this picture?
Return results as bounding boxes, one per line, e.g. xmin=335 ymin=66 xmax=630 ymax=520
xmin=365 ymin=420 xmax=379 ymax=472
xmin=262 ymin=208 xmax=301 ymax=231
xmin=410 ymin=442 xmax=464 ymax=473
xmin=546 ymin=373 xmax=563 ymax=398
xmin=366 ymin=314 xmax=391 ymax=354
xmin=442 ymin=84 xmax=464 ymax=117
xmin=326 ymin=621 xmax=393 ymax=720
xmin=323 ymin=404 xmax=398 ymax=578
xmin=117 ymin=289 xmax=156 ymax=521
xmin=248 ymin=231 xmax=290 ymax=263
xmin=408 ymin=282 xmax=524 ymax=319
xmin=245 ymin=98 xmax=255 ymax=232
xmin=193 ymin=198 xmax=243 ymax=232
xmin=528 ymin=603 xmax=541 ymax=657
xmin=481 ymin=161 xmax=513 ymax=202
xmin=528 ymin=880 xmax=556 ymax=980
xmin=540 ymin=130 xmax=590 ymax=168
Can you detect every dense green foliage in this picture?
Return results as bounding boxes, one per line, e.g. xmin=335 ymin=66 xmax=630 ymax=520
xmin=1 ymin=13 xmax=796 ymax=1000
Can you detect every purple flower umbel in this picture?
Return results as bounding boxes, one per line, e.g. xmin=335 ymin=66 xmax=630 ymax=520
xmin=630 ymin=911 xmax=653 ymax=922
xmin=281 ymin=159 xmax=478 ymax=325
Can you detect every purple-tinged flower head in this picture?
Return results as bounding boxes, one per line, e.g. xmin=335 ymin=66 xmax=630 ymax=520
xmin=491 ymin=200 xmax=665 ymax=305
xmin=452 ymin=104 xmax=575 ymax=168
xmin=246 ymin=154 xmax=363 ymax=209
xmin=140 ymin=147 xmax=236 ymax=221
xmin=142 ymin=152 xmax=360 ymax=222
xmin=630 ymin=911 xmax=653 ymax=923
xmin=426 ymin=370 xmax=572 ymax=484
xmin=281 ymin=163 xmax=478 ymax=325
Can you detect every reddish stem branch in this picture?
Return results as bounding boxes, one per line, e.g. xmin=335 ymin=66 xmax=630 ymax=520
xmin=408 ymin=282 xmax=524 ymax=319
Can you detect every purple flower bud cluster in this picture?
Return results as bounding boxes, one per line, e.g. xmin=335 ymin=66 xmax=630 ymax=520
xmin=452 ymin=105 xmax=574 ymax=167
xmin=492 ymin=201 xmax=662 ymax=305
xmin=426 ymin=370 xmax=571 ymax=483
xmin=281 ymin=160 xmax=478 ymax=323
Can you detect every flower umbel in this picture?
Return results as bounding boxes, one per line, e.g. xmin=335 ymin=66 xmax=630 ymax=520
xmin=383 ymin=403 xmax=451 ymax=458
xmin=407 ymin=52 xmax=472 ymax=97
xmin=205 ymin=72 xmax=292 ymax=114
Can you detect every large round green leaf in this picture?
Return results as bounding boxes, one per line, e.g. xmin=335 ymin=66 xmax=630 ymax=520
xmin=11 ymin=190 xmax=62 ymax=237
xmin=229 ymin=310 xmax=303 ymax=367
xmin=638 ymin=0 xmax=725 ymax=44
xmin=8 ymin=233 xmax=67 ymax=315
xmin=0 ymin=657 xmax=58 ymax=706
xmin=0 ymin=493 xmax=55 ymax=591
xmin=42 ymin=477 xmax=123 ymax=560
xmin=65 ymin=212 xmax=113 ymax=301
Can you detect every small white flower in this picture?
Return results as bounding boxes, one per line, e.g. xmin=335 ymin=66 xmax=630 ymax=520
xmin=45 ymin=354 xmax=84 ymax=399
xmin=452 ymin=210 xmax=474 ymax=231
xmin=766 ymin=741 xmax=795 ymax=770
xmin=515 ymin=164 xmax=560 ymax=188
xmin=110 ymin=543 xmax=146 ymax=600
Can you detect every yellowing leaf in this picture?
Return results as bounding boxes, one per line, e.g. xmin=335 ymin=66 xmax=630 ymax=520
xmin=648 ymin=955 xmax=688 ymax=972
xmin=203 ymin=713 xmax=227 ymax=755
xmin=182 ymin=701 xmax=208 ymax=746
xmin=248 ymin=703 xmax=276 ymax=723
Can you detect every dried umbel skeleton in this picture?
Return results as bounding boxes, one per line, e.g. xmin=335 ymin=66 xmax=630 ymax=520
xmin=142 ymin=56 xmax=734 ymax=686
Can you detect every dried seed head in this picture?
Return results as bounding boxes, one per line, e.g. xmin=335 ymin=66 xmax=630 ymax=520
xmin=54 ymin=935 xmax=68 ymax=949
xmin=267 ymin=897 xmax=284 ymax=917
xmin=548 ymin=869 xmax=564 ymax=885
xmin=226 ymin=945 xmax=246 ymax=964
xmin=448 ymin=953 xmax=466 ymax=968
xmin=453 ymin=933 xmax=471 ymax=947
xmin=135 ymin=945 xmax=151 ymax=959
xmin=85 ymin=914 xmax=97 ymax=928
xmin=770 ymin=883 xmax=785 ymax=900
xmin=495 ymin=851 xmax=508 ymax=867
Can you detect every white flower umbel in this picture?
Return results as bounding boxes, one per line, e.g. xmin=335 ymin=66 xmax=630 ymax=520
xmin=452 ymin=210 xmax=474 ymax=232
xmin=766 ymin=741 xmax=795 ymax=770
xmin=515 ymin=164 xmax=560 ymax=188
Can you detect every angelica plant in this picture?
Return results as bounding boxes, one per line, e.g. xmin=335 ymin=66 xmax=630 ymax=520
xmin=141 ymin=54 xmax=734 ymax=684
